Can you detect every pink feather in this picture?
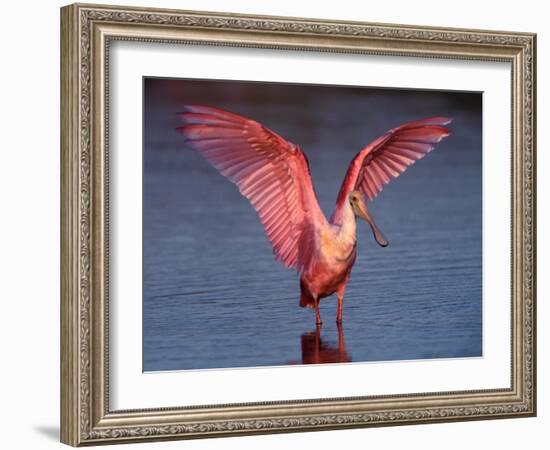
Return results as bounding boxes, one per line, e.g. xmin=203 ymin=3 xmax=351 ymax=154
xmin=331 ymin=117 xmax=451 ymax=224
xmin=177 ymin=105 xmax=326 ymax=271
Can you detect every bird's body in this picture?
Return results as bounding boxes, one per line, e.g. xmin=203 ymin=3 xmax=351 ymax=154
xmin=177 ymin=105 xmax=451 ymax=325
xmin=300 ymin=208 xmax=357 ymax=306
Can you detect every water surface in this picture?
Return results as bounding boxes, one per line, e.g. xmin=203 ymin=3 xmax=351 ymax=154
xmin=143 ymin=79 xmax=482 ymax=371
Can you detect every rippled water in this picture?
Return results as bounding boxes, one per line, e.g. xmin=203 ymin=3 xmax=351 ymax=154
xmin=143 ymin=79 xmax=482 ymax=371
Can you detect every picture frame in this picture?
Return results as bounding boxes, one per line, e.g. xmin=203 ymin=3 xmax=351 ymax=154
xmin=60 ymin=2 xmax=536 ymax=446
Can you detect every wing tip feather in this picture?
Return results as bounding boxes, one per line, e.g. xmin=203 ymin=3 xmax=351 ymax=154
xmin=354 ymin=117 xmax=453 ymax=205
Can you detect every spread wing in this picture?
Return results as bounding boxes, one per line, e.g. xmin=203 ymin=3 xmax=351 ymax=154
xmin=331 ymin=117 xmax=452 ymax=225
xmin=177 ymin=105 xmax=326 ymax=271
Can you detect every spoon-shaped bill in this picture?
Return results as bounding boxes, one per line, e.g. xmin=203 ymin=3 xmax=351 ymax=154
xmin=353 ymin=200 xmax=389 ymax=247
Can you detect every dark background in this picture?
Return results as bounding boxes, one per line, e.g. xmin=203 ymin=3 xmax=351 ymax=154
xmin=143 ymin=77 xmax=482 ymax=371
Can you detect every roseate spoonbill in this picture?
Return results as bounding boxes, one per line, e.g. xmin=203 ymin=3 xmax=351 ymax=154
xmin=177 ymin=105 xmax=451 ymax=325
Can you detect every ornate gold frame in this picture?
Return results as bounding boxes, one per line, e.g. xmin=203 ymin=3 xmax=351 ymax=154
xmin=60 ymin=2 xmax=537 ymax=446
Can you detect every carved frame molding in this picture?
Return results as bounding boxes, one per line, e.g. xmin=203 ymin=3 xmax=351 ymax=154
xmin=61 ymin=3 xmax=536 ymax=446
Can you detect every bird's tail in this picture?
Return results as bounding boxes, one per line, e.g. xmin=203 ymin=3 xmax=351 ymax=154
xmin=299 ymin=282 xmax=314 ymax=308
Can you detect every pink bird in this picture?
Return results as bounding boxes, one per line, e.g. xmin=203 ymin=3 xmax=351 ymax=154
xmin=177 ymin=106 xmax=451 ymax=325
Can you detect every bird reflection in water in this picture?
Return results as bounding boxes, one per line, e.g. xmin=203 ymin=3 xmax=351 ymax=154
xmin=300 ymin=324 xmax=351 ymax=364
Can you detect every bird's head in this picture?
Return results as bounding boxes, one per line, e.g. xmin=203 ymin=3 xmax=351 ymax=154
xmin=349 ymin=190 xmax=389 ymax=247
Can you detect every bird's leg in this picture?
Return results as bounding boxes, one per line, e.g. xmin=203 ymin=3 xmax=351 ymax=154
xmin=336 ymin=296 xmax=344 ymax=325
xmin=313 ymin=295 xmax=322 ymax=326
xmin=336 ymin=282 xmax=348 ymax=324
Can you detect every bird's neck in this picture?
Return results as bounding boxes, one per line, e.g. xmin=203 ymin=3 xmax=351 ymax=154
xmin=336 ymin=202 xmax=357 ymax=245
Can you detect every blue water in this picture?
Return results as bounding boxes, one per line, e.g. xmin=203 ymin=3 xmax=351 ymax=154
xmin=143 ymin=79 xmax=482 ymax=371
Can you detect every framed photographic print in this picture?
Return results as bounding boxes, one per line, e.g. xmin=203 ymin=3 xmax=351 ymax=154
xmin=60 ymin=3 xmax=537 ymax=446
